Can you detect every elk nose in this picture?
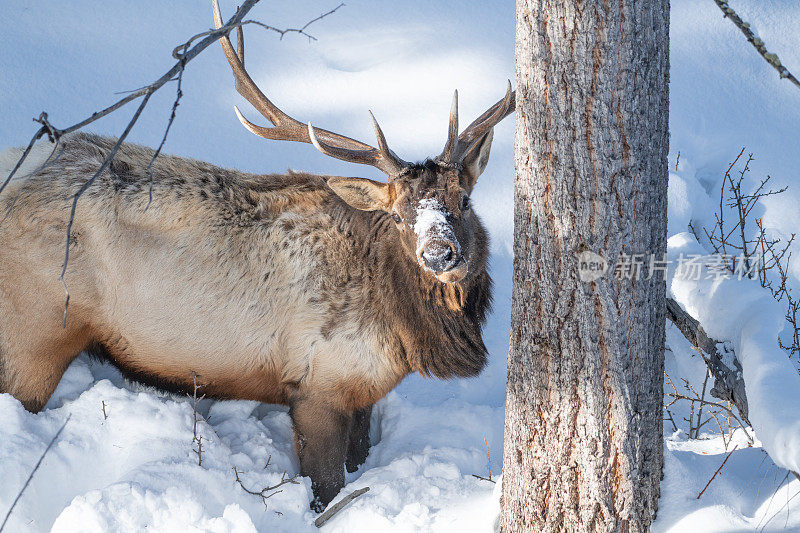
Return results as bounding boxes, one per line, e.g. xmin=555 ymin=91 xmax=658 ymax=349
xmin=419 ymin=240 xmax=460 ymax=273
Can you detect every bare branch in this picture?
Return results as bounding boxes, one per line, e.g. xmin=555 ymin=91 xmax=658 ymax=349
xmin=712 ymin=0 xmax=800 ymax=91
xmin=1 ymin=140 xmax=62 ymax=226
xmin=665 ymin=409 xmax=679 ymax=432
xmin=665 ymin=389 xmax=753 ymax=444
xmin=172 ymin=2 xmax=345 ymax=57
xmin=146 ymin=58 xmax=186 ymax=210
xmin=0 ymin=123 xmax=45 ymax=198
xmin=188 ymin=371 xmax=208 ymax=466
xmin=60 ymin=90 xmax=152 ymax=327
xmin=233 ymin=466 xmax=300 ymax=509
xmin=1 ymin=0 xmax=344 ymax=325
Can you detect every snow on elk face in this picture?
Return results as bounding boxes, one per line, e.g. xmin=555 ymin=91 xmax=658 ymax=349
xmin=388 ymin=162 xmax=479 ymax=284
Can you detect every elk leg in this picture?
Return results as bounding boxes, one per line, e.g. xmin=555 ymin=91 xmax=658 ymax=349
xmin=0 ymin=321 xmax=89 ymax=413
xmin=346 ymin=405 xmax=372 ymax=473
xmin=289 ymin=396 xmax=350 ymax=512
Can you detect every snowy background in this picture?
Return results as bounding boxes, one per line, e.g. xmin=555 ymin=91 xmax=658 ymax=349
xmin=1 ymin=0 xmax=799 ymax=531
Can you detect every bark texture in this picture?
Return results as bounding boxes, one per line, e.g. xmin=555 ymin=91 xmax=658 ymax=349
xmin=502 ymin=1 xmax=669 ymax=531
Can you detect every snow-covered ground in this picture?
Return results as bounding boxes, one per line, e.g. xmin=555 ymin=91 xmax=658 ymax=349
xmin=1 ymin=0 xmax=800 ymax=531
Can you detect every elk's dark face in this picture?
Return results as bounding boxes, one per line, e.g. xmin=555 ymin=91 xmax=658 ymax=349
xmin=388 ymin=162 xmax=477 ymax=283
xmin=327 ymin=131 xmax=494 ymax=284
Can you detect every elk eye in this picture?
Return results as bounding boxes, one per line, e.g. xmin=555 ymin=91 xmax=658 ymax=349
xmin=392 ymin=212 xmax=402 ymax=223
xmin=461 ymin=195 xmax=471 ymax=211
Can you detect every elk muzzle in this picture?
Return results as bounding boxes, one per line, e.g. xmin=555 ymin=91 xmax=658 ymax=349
xmin=416 ymin=233 xmax=468 ymax=283
xmin=414 ymin=198 xmax=469 ymax=283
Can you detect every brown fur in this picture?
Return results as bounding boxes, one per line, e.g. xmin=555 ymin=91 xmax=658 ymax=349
xmin=0 ymin=132 xmax=493 ymax=509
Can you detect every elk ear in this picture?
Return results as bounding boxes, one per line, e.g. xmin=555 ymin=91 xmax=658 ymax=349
xmin=327 ymin=177 xmax=393 ymax=211
xmin=460 ymin=128 xmax=494 ymax=192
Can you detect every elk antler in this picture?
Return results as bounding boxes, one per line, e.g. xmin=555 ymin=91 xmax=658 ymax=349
xmin=212 ymin=0 xmax=408 ymax=177
xmin=439 ymin=81 xmax=515 ymax=164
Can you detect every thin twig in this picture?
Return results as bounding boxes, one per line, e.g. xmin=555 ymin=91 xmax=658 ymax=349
xmin=0 ymin=415 xmax=71 ymax=533
xmin=665 ymin=392 xmax=753 ymax=444
xmin=665 ymin=409 xmax=679 ymax=432
xmin=59 ymin=91 xmax=153 ymax=327
xmin=173 ymin=2 xmax=344 ymax=57
xmin=146 ymin=57 xmax=186 ymax=210
xmin=695 ymin=370 xmax=711 ymax=439
xmin=233 ymin=466 xmax=300 ymax=510
xmin=485 ymin=437 xmax=492 ymax=481
xmin=24 ymin=0 xmax=260 ymax=153
xmin=472 ymin=437 xmax=495 ymax=483
xmin=1 ymin=139 xmax=62 ymax=226
xmin=188 ymin=371 xmax=207 ymax=466
xmin=757 ymin=470 xmax=792 ymax=531
xmin=697 ymin=445 xmax=738 ymax=499
xmin=712 ymin=0 xmax=800 ymax=91
xmin=194 ymin=436 xmax=204 ymax=466
xmin=771 ymin=489 xmax=800 ymax=530
xmin=314 ymin=487 xmax=370 ymax=527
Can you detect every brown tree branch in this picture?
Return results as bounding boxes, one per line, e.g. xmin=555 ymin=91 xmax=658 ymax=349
xmin=697 ymin=445 xmax=738 ymax=499
xmin=666 ymin=298 xmax=800 ymax=483
xmin=313 ymin=487 xmax=370 ymax=527
xmin=666 ymin=297 xmax=750 ymax=425
xmin=712 ymin=0 xmax=800 ymax=91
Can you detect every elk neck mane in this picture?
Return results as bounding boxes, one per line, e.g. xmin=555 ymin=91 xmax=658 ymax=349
xmin=321 ymin=187 xmax=493 ymax=381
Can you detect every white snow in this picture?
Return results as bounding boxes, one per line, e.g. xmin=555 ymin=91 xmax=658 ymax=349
xmin=668 ymin=237 xmax=800 ymax=475
xmin=0 ymin=360 xmax=502 ymax=531
xmin=2 ymin=0 xmax=800 ymax=530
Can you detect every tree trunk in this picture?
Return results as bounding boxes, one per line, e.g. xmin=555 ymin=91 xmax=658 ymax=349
xmin=501 ymin=1 xmax=669 ymax=531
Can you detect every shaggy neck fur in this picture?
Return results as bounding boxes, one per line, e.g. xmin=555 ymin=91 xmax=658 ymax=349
xmin=341 ymin=205 xmax=493 ymax=379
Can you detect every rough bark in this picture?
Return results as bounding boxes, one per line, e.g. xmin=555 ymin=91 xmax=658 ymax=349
xmin=502 ymin=1 xmax=669 ymax=531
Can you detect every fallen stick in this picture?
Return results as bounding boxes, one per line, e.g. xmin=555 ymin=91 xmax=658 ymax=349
xmin=666 ymin=297 xmax=750 ymax=425
xmin=314 ymin=487 xmax=370 ymax=528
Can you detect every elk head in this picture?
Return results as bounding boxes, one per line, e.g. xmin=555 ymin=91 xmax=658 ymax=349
xmin=213 ymin=0 xmax=514 ymax=284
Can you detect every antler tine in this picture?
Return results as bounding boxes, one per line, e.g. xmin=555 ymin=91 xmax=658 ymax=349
xmin=440 ymin=90 xmax=459 ymax=161
xmin=449 ymin=80 xmax=515 ymax=163
xmin=369 ymin=111 xmax=407 ymax=173
xmin=212 ymin=0 xmax=407 ymax=176
xmin=213 ymin=0 xmax=294 ymax=130
xmin=308 ymin=123 xmax=405 ymax=176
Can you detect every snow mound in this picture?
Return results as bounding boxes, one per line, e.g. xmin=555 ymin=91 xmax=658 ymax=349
xmin=0 ymin=359 xmax=500 ymax=531
xmin=669 ymin=234 xmax=800 ymax=475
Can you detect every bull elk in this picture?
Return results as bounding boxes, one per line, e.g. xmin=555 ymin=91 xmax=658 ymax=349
xmin=0 ymin=0 xmax=514 ymax=510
